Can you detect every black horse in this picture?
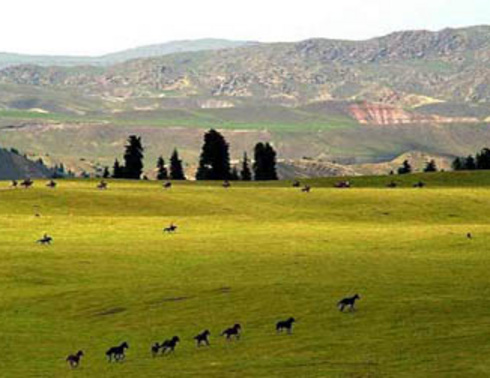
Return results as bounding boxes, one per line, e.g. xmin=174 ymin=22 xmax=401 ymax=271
xmin=20 ymin=178 xmax=33 ymax=188
xmin=292 ymin=180 xmax=301 ymax=188
xmin=338 ymin=294 xmax=361 ymax=312
xmin=11 ymin=180 xmax=18 ymax=188
xmin=276 ymin=317 xmax=295 ymax=334
xmin=161 ymin=336 xmax=180 ymax=354
xmin=151 ymin=343 xmax=160 ymax=357
xmin=163 ymin=182 xmax=172 ymax=189
xmin=66 ymin=350 xmax=84 ymax=368
xmin=302 ymin=185 xmax=311 ymax=193
xmin=97 ymin=181 xmax=108 ymax=190
xmin=163 ymin=223 xmax=178 ymax=233
xmin=46 ymin=180 xmax=57 ymax=188
xmin=37 ymin=234 xmax=53 ymax=245
xmin=194 ymin=330 xmax=211 ymax=347
xmin=106 ymin=342 xmax=129 ymax=362
xmin=221 ymin=324 xmax=241 ymax=340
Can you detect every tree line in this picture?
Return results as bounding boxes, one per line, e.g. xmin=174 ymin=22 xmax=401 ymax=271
xmin=109 ymin=129 xmax=278 ymax=181
xmin=452 ymin=148 xmax=490 ymax=171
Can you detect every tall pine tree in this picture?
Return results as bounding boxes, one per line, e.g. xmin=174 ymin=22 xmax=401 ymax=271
xmin=253 ymin=142 xmax=278 ymax=181
xmin=240 ymin=152 xmax=252 ymax=181
xmin=196 ymin=129 xmax=231 ymax=180
xmin=112 ymin=159 xmax=123 ymax=178
xmin=156 ymin=156 xmax=168 ymax=180
xmin=170 ymin=149 xmax=186 ymax=180
xmin=123 ymin=135 xmax=144 ymax=179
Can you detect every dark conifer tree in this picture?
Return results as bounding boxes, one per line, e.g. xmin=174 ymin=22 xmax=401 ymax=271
xmin=397 ymin=160 xmax=412 ymax=175
xmin=170 ymin=149 xmax=186 ymax=180
xmin=112 ymin=159 xmax=123 ymax=178
xmin=465 ymin=155 xmax=477 ymax=170
xmin=156 ymin=156 xmax=168 ymax=180
xmin=253 ymin=142 xmax=278 ymax=180
xmin=122 ymin=135 xmax=144 ymax=179
xmin=476 ymin=148 xmax=490 ymax=170
xmin=240 ymin=152 xmax=252 ymax=181
xmin=195 ymin=129 xmax=231 ymax=180
xmin=452 ymin=157 xmax=463 ymax=171
xmin=423 ymin=160 xmax=437 ymax=172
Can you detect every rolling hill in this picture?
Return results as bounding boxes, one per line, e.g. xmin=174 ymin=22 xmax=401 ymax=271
xmin=0 ymin=26 xmax=489 ymax=177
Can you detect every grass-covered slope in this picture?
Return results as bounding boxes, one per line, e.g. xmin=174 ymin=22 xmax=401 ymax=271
xmin=1 ymin=174 xmax=490 ymax=377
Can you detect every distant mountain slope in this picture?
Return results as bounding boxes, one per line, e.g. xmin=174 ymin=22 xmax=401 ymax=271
xmin=0 ymin=39 xmax=254 ymax=69
xmin=0 ymin=148 xmax=52 ymax=179
xmin=1 ymin=26 xmax=489 ymax=108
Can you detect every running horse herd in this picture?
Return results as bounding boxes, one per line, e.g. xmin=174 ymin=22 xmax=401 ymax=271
xmin=65 ymin=299 xmax=361 ymax=368
xmin=7 ymin=177 xmax=449 ymax=369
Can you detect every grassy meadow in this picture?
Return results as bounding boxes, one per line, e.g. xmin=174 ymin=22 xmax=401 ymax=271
xmin=1 ymin=174 xmax=490 ymax=377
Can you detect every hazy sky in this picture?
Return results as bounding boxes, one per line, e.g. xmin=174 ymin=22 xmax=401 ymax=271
xmin=2 ymin=0 xmax=489 ymax=56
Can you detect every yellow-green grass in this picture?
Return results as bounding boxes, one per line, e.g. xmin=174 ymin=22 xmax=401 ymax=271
xmin=1 ymin=176 xmax=490 ymax=377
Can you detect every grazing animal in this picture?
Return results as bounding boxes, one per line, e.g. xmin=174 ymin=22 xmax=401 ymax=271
xmin=302 ymin=185 xmax=311 ymax=193
xmin=151 ymin=343 xmax=160 ymax=357
xmin=467 ymin=233 xmax=473 ymax=239
xmin=221 ymin=324 xmax=241 ymax=340
xmin=46 ymin=180 xmax=57 ymax=188
xmin=66 ymin=350 xmax=84 ymax=368
xmin=97 ymin=181 xmax=108 ymax=190
xmin=163 ymin=223 xmax=178 ymax=233
xmin=106 ymin=342 xmax=129 ymax=362
xmin=194 ymin=330 xmax=211 ymax=347
xmin=163 ymin=182 xmax=172 ymax=189
xmin=161 ymin=336 xmax=180 ymax=354
xmin=37 ymin=234 xmax=53 ymax=245
xmin=11 ymin=180 xmax=18 ymax=188
xmin=335 ymin=181 xmax=351 ymax=189
xmin=386 ymin=181 xmax=397 ymax=188
xmin=292 ymin=180 xmax=301 ymax=188
xmin=276 ymin=317 xmax=295 ymax=334
xmin=223 ymin=180 xmax=231 ymax=188
xmin=338 ymin=294 xmax=361 ymax=312
xmin=413 ymin=181 xmax=426 ymax=188
xmin=20 ymin=178 xmax=33 ymax=188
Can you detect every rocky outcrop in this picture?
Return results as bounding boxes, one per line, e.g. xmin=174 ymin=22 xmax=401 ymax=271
xmin=349 ymin=102 xmax=479 ymax=125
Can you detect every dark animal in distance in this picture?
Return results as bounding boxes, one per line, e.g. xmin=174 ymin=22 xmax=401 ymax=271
xmin=292 ymin=180 xmax=301 ymax=188
xmin=335 ymin=181 xmax=351 ymax=189
xmin=276 ymin=317 xmax=295 ymax=334
xmin=46 ymin=180 xmax=57 ymax=188
xmin=163 ymin=223 xmax=178 ymax=233
xmin=106 ymin=342 xmax=129 ymax=362
xmin=221 ymin=324 xmax=241 ymax=340
xmin=11 ymin=180 xmax=18 ymax=188
xmin=223 ymin=180 xmax=231 ymax=188
xmin=151 ymin=343 xmax=160 ymax=357
xmin=194 ymin=330 xmax=211 ymax=347
xmin=37 ymin=234 xmax=53 ymax=245
xmin=20 ymin=178 xmax=33 ymax=188
xmin=97 ymin=181 xmax=108 ymax=190
xmin=302 ymin=185 xmax=311 ymax=193
xmin=66 ymin=350 xmax=84 ymax=368
xmin=386 ymin=181 xmax=398 ymax=188
xmin=413 ymin=181 xmax=426 ymax=188
xmin=338 ymin=294 xmax=361 ymax=312
xmin=467 ymin=233 xmax=473 ymax=239
xmin=163 ymin=182 xmax=172 ymax=189
xmin=160 ymin=336 xmax=180 ymax=354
